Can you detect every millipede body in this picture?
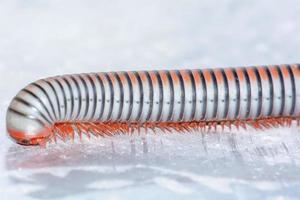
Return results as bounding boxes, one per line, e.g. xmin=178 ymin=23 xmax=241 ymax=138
xmin=6 ymin=64 xmax=300 ymax=145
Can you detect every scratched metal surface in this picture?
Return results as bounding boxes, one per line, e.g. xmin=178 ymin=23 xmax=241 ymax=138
xmin=1 ymin=0 xmax=300 ymax=199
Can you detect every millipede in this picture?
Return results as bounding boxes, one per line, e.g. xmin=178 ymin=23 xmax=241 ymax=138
xmin=6 ymin=64 xmax=300 ymax=146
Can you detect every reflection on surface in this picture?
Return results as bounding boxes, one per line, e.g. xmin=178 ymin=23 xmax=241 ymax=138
xmin=5 ymin=127 xmax=300 ymax=199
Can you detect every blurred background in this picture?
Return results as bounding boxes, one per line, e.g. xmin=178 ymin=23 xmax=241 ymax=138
xmin=0 ymin=0 xmax=300 ymax=199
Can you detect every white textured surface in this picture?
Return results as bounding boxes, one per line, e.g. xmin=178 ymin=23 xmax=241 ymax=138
xmin=1 ymin=0 xmax=300 ymax=199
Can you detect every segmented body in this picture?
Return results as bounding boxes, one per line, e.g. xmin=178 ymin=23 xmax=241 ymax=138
xmin=6 ymin=64 xmax=300 ymax=145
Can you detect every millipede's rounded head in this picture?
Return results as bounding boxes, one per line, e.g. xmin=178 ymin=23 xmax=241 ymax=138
xmin=6 ymin=108 xmax=51 ymax=145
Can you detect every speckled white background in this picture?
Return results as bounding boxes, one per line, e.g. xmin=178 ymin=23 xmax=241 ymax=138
xmin=1 ymin=0 xmax=300 ymax=199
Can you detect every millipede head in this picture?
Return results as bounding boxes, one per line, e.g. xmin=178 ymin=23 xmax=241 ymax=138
xmin=6 ymin=108 xmax=52 ymax=145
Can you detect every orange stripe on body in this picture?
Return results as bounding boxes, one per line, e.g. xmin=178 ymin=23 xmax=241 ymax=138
xmin=214 ymin=69 xmax=224 ymax=85
xmin=148 ymin=71 xmax=158 ymax=86
xmin=202 ymin=69 xmax=212 ymax=83
xmin=191 ymin=69 xmax=202 ymax=85
xmin=127 ymin=71 xmax=138 ymax=85
xmin=89 ymin=74 xmax=98 ymax=83
xmin=269 ymin=65 xmax=279 ymax=79
xmin=107 ymin=72 xmax=117 ymax=84
xmin=257 ymin=66 xmax=269 ymax=81
xmin=246 ymin=67 xmax=258 ymax=81
xmin=97 ymin=73 xmax=108 ymax=85
xmin=280 ymin=64 xmax=290 ymax=79
xmin=117 ymin=71 xmax=128 ymax=85
xmin=137 ymin=71 xmax=147 ymax=83
xmin=179 ymin=70 xmax=191 ymax=85
xmin=158 ymin=70 xmax=169 ymax=86
xmin=235 ymin=67 xmax=245 ymax=82
xmin=169 ymin=70 xmax=180 ymax=84
xmin=290 ymin=64 xmax=300 ymax=78
xmin=224 ymin=68 xmax=234 ymax=81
